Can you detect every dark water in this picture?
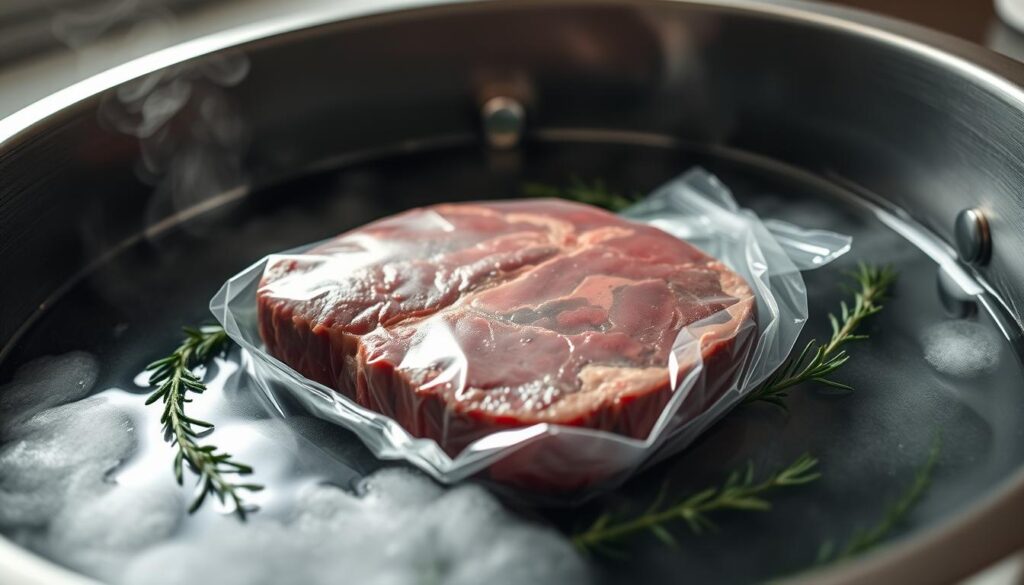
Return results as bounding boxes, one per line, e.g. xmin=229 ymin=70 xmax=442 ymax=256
xmin=2 ymin=140 xmax=1022 ymax=584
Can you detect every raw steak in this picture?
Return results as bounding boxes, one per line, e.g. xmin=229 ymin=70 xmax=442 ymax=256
xmin=258 ymin=199 xmax=755 ymax=459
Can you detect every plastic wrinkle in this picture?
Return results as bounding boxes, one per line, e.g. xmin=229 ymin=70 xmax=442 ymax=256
xmin=211 ymin=168 xmax=851 ymax=500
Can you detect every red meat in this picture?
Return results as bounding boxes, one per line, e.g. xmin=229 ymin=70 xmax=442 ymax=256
xmin=258 ymin=199 xmax=755 ymax=467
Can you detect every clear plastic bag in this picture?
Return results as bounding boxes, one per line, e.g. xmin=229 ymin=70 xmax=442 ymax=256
xmin=211 ymin=168 xmax=850 ymax=496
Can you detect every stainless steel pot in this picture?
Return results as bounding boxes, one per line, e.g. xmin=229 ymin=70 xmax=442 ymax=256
xmin=2 ymin=1 xmax=1023 ymax=583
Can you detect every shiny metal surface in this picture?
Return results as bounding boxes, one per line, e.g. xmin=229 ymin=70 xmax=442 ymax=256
xmin=2 ymin=0 xmax=1024 ymax=584
xmin=957 ymin=208 xmax=993 ymax=265
xmin=481 ymin=96 xmax=526 ymax=149
xmin=938 ymin=269 xmax=979 ymax=319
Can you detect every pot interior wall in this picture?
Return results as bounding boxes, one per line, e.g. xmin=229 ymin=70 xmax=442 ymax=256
xmin=2 ymin=1 xmax=1024 ymax=345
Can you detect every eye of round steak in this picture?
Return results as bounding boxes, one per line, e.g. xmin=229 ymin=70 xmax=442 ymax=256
xmin=257 ymin=199 xmax=755 ymax=455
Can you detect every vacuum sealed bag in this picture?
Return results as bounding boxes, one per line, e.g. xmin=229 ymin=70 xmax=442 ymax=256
xmin=211 ymin=168 xmax=851 ymax=495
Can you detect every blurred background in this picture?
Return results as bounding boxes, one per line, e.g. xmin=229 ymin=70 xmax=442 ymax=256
xmin=1 ymin=0 xmax=1024 ymax=120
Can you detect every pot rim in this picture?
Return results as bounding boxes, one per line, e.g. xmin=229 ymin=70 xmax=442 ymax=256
xmin=1 ymin=1 xmax=1023 ymax=584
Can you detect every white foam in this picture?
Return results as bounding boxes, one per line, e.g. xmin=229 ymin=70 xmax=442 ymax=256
xmin=922 ymin=320 xmax=1002 ymax=378
xmin=357 ymin=466 xmax=445 ymax=507
xmin=0 ymin=352 xmax=99 ymax=434
xmin=45 ymin=483 xmax=184 ymax=582
xmin=0 ymin=354 xmax=587 ymax=585
xmin=123 ymin=470 xmax=587 ymax=585
xmin=0 ymin=395 xmax=135 ymax=529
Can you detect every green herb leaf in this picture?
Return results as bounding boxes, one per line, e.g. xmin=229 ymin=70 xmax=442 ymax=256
xmin=571 ymin=454 xmax=820 ymax=554
xmin=144 ymin=325 xmax=260 ymax=520
xmin=745 ymin=263 xmax=897 ymax=409
xmin=818 ymin=437 xmax=941 ymax=564
xmin=523 ymin=177 xmax=640 ymax=212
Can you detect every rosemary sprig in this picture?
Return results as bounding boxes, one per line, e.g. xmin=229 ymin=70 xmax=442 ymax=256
xmin=145 ymin=325 xmax=261 ymax=519
xmin=817 ymin=438 xmax=941 ymax=564
xmin=745 ymin=263 xmax=897 ymax=409
xmin=572 ymin=454 xmax=821 ymax=555
xmin=524 ymin=177 xmax=639 ymax=211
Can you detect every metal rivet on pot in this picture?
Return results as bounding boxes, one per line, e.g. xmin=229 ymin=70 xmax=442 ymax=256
xmin=954 ymin=208 xmax=991 ymax=265
xmin=481 ymin=96 xmax=525 ymax=150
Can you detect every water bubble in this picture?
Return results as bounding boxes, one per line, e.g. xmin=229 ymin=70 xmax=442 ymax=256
xmin=921 ymin=319 xmax=1001 ymax=378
